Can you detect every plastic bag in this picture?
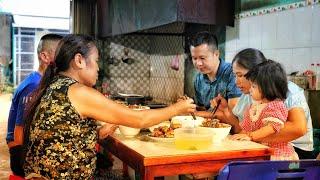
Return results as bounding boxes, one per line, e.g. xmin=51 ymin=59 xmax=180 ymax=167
xmin=170 ymin=54 xmax=180 ymax=71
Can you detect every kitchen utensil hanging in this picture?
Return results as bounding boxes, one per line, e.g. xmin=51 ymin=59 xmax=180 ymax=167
xmin=122 ymin=48 xmax=135 ymax=64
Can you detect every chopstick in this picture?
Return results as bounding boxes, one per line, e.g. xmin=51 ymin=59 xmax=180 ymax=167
xmin=190 ymin=112 xmax=197 ymax=120
xmin=183 ymin=94 xmax=197 ymax=120
xmin=211 ymin=100 xmax=221 ymax=115
xmin=210 ymin=89 xmax=227 ymax=116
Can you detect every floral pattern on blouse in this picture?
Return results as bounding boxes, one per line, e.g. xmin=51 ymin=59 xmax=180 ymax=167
xmin=24 ymin=75 xmax=97 ymax=179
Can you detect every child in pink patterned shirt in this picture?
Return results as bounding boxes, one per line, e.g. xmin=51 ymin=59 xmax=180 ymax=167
xmin=231 ymin=60 xmax=298 ymax=160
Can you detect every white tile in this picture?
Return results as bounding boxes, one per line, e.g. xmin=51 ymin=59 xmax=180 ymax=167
xmin=248 ymin=15 xmax=262 ymax=49
xmin=292 ymin=7 xmax=312 ymax=47
xmin=292 ymin=48 xmax=312 ymax=73
xmin=225 ymin=51 xmax=237 ymax=63
xmin=158 ymin=56 xmax=169 ymax=78
xmin=312 ymin=4 xmax=320 ymax=46
xmin=262 ymin=13 xmax=278 ymax=49
xmin=276 ymin=10 xmax=293 ymax=48
xmin=225 ymin=21 xmax=238 ymax=52
xmin=262 ymin=49 xmax=277 ymax=60
xmin=150 ymin=55 xmax=158 ymax=77
xmin=178 ymin=55 xmax=185 ymax=78
xmin=150 ymin=77 xmax=166 ymax=99
xmin=165 ymin=78 xmax=184 ymax=102
xmin=311 ymin=47 xmax=320 ymax=64
xmin=236 ymin=18 xmax=249 ymax=50
xmin=165 ymin=56 xmax=174 ymax=78
xmin=149 ymin=55 xmax=158 ymax=77
xmin=275 ymin=49 xmax=293 ymax=74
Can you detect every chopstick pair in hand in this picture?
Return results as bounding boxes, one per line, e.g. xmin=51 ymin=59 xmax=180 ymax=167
xmin=210 ymin=90 xmax=227 ymax=116
xmin=180 ymin=95 xmax=197 ymax=120
xmin=210 ymin=100 xmax=221 ymax=116
xmin=178 ymin=94 xmax=191 ymax=101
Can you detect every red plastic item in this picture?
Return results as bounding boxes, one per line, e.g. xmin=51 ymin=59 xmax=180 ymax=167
xmin=95 ymin=143 xmax=101 ymax=152
xmin=9 ymin=175 xmax=25 ymax=180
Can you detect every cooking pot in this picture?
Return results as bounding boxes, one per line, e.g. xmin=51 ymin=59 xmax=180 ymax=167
xmin=114 ymin=93 xmax=152 ymax=105
xmin=125 ymin=95 xmax=146 ymax=105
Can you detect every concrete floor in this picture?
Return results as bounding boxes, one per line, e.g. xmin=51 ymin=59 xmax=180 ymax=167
xmin=0 ymin=93 xmax=13 ymax=180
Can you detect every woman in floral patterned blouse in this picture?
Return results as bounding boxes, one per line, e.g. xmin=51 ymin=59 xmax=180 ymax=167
xmin=23 ymin=34 xmax=196 ymax=179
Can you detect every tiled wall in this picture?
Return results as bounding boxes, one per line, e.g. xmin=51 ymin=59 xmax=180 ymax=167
xmin=225 ymin=3 xmax=320 ymax=74
xmin=149 ymin=54 xmax=185 ymax=104
xmin=101 ymin=34 xmax=185 ymax=104
xmin=102 ymin=35 xmax=151 ymax=96
xmin=149 ymin=36 xmax=185 ymax=104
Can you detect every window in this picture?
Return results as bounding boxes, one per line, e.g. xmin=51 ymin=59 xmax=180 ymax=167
xmin=14 ymin=28 xmax=35 ymax=85
xmin=13 ymin=27 xmax=68 ymax=86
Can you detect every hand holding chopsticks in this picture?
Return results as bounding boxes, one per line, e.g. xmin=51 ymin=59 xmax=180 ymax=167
xmin=180 ymin=95 xmax=197 ymax=120
xmin=211 ymin=99 xmax=221 ymax=115
xmin=174 ymin=95 xmax=196 ymax=115
xmin=210 ymin=90 xmax=227 ymax=116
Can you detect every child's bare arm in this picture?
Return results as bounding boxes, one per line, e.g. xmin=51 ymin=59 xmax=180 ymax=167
xmin=231 ymin=124 xmax=276 ymax=141
xmin=249 ymin=124 xmax=276 ymax=141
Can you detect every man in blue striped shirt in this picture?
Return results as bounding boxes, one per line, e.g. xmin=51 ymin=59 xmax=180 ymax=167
xmin=190 ymin=32 xmax=241 ymax=117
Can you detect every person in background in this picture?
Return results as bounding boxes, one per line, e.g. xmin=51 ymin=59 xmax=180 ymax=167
xmin=6 ymin=33 xmax=62 ymax=177
xmin=23 ymin=34 xmax=196 ymax=179
xmin=231 ymin=60 xmax=299 ymax=160
xmin=190 ymin=31 xmax=241 ymax=117
xmin=212 ymin=48 xmax=314 ymax=159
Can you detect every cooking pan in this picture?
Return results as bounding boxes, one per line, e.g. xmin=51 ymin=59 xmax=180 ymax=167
xmin=116 ymin=93 xmax=151 ymax=105
xmin=126 ymin=95 xmax=146 ymax=105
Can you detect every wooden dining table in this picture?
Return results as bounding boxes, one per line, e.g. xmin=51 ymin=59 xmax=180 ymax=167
xmin=102 ymin=132 xmax=273 ymax=180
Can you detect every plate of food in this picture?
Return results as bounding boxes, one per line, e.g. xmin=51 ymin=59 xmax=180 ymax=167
xmin=148 ymin=124 xmax=181 ymax=142
xmin=148 ymin=121 xmax=171 ymax=132
xmin=148 ymin=135 xmax=175 ymax=143
xmin=127 ymin=104 xmax=150 ymax=110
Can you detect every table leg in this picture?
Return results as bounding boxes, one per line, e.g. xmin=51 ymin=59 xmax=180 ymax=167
xmin=122 ymin=163 xmax=129 ymax=177
xmin=136 ymin=174 xmax=160 ymax=180
xmin=139 ymin=167 xmax=155 ymax=180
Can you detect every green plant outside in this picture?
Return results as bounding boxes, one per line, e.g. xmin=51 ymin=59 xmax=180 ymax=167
xmin=0 ymin=82 xmax=14 ymax=94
